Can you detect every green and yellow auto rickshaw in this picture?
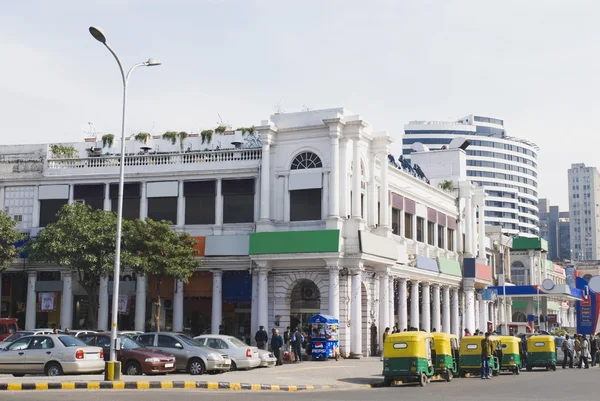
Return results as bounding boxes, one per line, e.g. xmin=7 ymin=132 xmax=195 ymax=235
xmin=497 ymin=335 xmax=522 ymax=374
xmin=382 ymin=332 xmax=435 ymax=387
xmin=458 ymin=335 xmax=500 ymax=377
xmin=526 ymin=335 xmax=556 ymax=371
xmin=432 ymin=332 xmax=459 ymax=381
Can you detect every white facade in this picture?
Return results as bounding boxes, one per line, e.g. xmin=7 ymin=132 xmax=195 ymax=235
xmin=403 ymin=115 xmax=539 ymax=237
xmin=568 ymin=163 xmax=600 ymax=261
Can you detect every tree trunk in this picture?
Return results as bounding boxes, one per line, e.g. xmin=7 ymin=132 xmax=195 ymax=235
xmin=153 ymin=277 xmax=162 ymax=332
xmin=82 ymin=282 xmax=99 ymax=329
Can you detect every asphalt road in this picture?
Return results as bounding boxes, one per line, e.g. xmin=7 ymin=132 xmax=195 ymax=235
xmin=3 ymin=367 xmax=596 ymax=401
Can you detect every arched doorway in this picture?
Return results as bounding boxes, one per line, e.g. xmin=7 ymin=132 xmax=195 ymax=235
xmin=290 ymin=279 xmax=321 ymax=335
xmin=512 ymin=312 xmax=527 ymax=322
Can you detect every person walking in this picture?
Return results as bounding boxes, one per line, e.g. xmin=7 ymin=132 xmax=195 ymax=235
xmin=255 ymin=326 xmax=268 ymax=350
xmin=283 ymin=326 xmax=291 ymax=353
xmin=575 ymin=335 xmax=582 ymax=368
xmin=581 ymin=335 xmax=591 ymax=369
xmin=562 ymin=335 xmax=574 ymax=369
xmin=271 ymin=329 xmax=284 ymax=366
xmin=480 ymin=332 xmax=493 ymax=379
xmin=593 ymin=333 xmax=600 ymax=366
xmin=380 ymin=327 xmax=390 ymax=361
xmin=464 ymin=328 xmax=471 ymax=337
xmin=292 ymin=327 xmax=304 ymax=362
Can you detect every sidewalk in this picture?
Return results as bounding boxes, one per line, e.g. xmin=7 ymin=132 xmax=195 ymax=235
xmin=0 ymin=357 xmax=384 ymax=391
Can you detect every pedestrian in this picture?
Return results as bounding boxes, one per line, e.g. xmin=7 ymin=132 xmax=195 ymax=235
xmin=283 ymin=326 xmax=291 ymax=352
xmin=464 ymin=328 xmax=471 ymax=337
xmin=593 ymin=333 xmax=600 ymax=366
xmin=218 ymin=325 xmax=225 ymax=335
xmin=380 ymin=327 xmax=390 ymax=361
xmin=255 ymin=326 xmax=268 ymax=350
xmin=562 ymin=334 xmax=574 ymax=369
xmin=292 ymin=327 xmax=304 ymax=362
xmin=52 ymin=328 xmax=59 ymax=334
xmin=64 ymin=328 xmax=71 ymax=335
xmin=474 ymin=329 xmax=480 ymax=336
xmin=271 ymin=329 xmax=284 ymax=366
xmin=581 ymin=335 xmax=591 ymax=369
xmin=575 ymin=335 xmax=582 ymax=367
xmin=480 ymin=332 xmax=493 ymax=379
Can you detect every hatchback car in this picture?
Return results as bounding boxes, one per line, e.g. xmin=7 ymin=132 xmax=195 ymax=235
xmin=79 ymin=333 xmax=176 ymax=375
xmin=135 ymin=332 xmax=230 ymax=375
xmin=195 ymin=335 xmax=261 ymax=370
xmin=0 ymin=334 xmax=104 ymax=376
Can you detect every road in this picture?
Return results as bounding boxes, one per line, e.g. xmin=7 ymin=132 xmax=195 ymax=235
xmin=2 ymin=367 xmax=596 ymax=400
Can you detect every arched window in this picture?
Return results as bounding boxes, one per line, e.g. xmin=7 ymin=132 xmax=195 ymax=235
xmin=511 ymin=261 xmax=526 ymax=286
xmin=291 ymin=152 xmax=322 ymax=170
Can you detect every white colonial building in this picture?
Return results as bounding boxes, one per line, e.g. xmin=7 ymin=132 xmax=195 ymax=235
xmin=0 ymin=108 xmax=494 ymax=357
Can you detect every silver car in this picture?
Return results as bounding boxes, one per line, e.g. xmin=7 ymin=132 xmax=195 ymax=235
xmin=0 ymin=334 xmax=104 ymax=376
xmin=0 ymin=330 xmax=53 ymax=350
xmin=135 ymin=332 xmax=231 ymax=375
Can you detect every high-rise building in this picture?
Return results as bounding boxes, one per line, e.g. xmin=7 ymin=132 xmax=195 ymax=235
xmin=539 ymin=198 xmax=571 ymax=261
xmin=403 ymin=115 xmax=539 ymax=237
xmin=568 ymin=163 xmax=600 ymax=260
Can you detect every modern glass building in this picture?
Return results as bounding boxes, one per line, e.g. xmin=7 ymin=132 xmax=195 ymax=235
xmin=403 ymin=115 xmax=539 ymax=237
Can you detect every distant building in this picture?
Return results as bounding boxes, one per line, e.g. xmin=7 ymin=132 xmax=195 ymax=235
xmin=538 ymin=198 xmax=571 ymax=261
xmin=568 ymin=163 xmax=600 ymax=260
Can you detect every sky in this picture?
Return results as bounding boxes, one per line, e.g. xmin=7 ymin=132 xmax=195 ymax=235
xmin=1 ymin=0 xmax=598 ymax=210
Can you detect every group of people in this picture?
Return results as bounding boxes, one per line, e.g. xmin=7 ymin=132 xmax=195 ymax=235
xmin=560 ymin=333 xmax=600 ymax=369
xmin=254 ymin=326 xmax=306 ymax=366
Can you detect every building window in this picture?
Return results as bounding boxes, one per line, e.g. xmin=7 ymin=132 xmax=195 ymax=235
xmin=404 ymin=213 xmax=413 ymax=239
xmin=391 ymin=208 xmax=401 ymax=235
xmin=110 ymin=183 xmax=140 ymax=220
xmin=148 ymin=197 xmax=177 ymax=224
xmin=290 ymin=189 xmax=322 ymax=221
xmin=184 ymin=181 xmax=216 ymax=225
xmin=73 ymin=184 xmax=104 ymax=210
xmin=223 ymin=178 xmax=255 ymax=223
xmin=447 ymin=228 xmax=454 ymax=251
xmin=39 ymin=199 xmax=68 ymax=227
xmin=511 ymin=261 xmax=526 ymax=285
xmin=416 ymin=217 xmax=425 ymax=242
xmin=427 ymin=222 xmax=435 ymax=245
xmin=291 ymin=152 xmax=322 ymax=170
xmin=437 ymin=225 xmax=445 ymax=249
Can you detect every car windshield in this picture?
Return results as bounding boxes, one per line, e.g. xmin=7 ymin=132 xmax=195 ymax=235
xmin=177 ymin=335 xmax=204 ymax=347
xmin=59 ymin=336 xmax=87 ymax=347
xmin=229 ymin=337 xmax=248 ymax=348
xmin=119 ymin=336 xmax=142 ymax=350
xmin=4 ymin=332 xmax=32 ymax=342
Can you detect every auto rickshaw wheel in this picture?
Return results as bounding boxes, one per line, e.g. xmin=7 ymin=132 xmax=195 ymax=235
xmin=419 ymin=373 xmax=427 ymax=387
xmin=492 ymin=369 xmax=499 ymax=377
xmin=383 ymin=378 xmax=392 ymax=387
xmin=515 ymin=368 xmax=520 ymax=375
xmin=551 ymin=364 xmax=556 ymax=371
xmin=445 ymin=369 xmax=453 ymax=382
xmin=526 ymin=365 xmax=532 ymax=371
xmin=459 ymin=369 xmax=466 ymax=378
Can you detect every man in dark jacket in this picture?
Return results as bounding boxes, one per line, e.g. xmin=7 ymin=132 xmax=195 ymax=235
xmin=255 ymin=326 xmax=268 ymax=350
xmin=292 ymin=327 xmax=304 ymax=362
xmin=271 ymin=329 xmax=284 ymax=366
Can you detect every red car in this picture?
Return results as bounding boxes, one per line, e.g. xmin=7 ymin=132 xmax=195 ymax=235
xmin=0 ymin=318 xmax=19 ymax=342
xmin=79 ymin=334 xmax=176 ymax=375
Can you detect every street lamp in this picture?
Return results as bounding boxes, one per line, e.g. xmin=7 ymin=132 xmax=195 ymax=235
xmin=89 ymin=26 xmax=160 ymax=364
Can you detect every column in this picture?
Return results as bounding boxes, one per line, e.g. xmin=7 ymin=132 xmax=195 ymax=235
xmin=68 ymin=184 xmax=74 ymax=204
xmin=215 ymin=179 xmax=223 ymax=227
xmin=32 ymin=186 xmax=39 ymax=228
xmin=322 ymin=171 xmax=330 ymax=220
xmin=477 ymin=202 xmax=486 ymax=261
xmin=498 ymin=298 xmax=506 ymax=330
xmin=507 ymin=300 xmax=513 ymax=323
xmin=378 ymin=273 xmax=389 ymax=336
xmin=60 ymin=272 xmax=73 ymax=330
xmin=177 ymin=180 xmax=185 ymax=227
xmin=451 ymin=288 xmax=460 ymax=337
xmin=380 ymin=152 xmax=389 ymax=228
xmin=432 ymin=284 xmax=441 ymax=332
xmin=172 ymin=280 xmax=184 ymax=332
xmin=464 ymin=285 xmax=475 ymax=335
xmin=139 ymin=182 xmax=148 ymax=220
xmin=328 ymin=264 xmax=340 ymax=319
xmin=135 ymin=275 xmax=147 ymax=332
xmin=479 ymin=299 xmax=488 ymax=333
xmin=410 ymin=281 xmax=420 ymax=330
xmin=250 ymin=271 xmax=258 ymax=345
xmin=211 ymin=271 xmax=222 ymax=334
xmin=398 ymin=278 xmax=408 ymax=331
xmin=471 ymin=206 xmax=477 ymax=258
xmin=464 ymin=194 xmax=473 ymax=256
xmin=103 ymin=183 xmax=111 ymax=211
xmin=368 ymin=154 xmax=377 ymax=227
xmin=388 ymin=278 xmax=395 ymax=328
xmin=339 ymin=139 xmax=348 ymax=217
xmin=421 ymin=282 xmax=431 ymax=332
xmin=442 ymin=286 xmax=451 ymax=333
xmin=329 ymin=134 xmax=340 ymax=218
xmin=474 ymin=296 xmax=480 ymax=330
xmin=283 ymin=174 xmax=290 ymax=222
xmin=259 ymin=139 xmax=271 ymax=222
xmin=257 ymin=268 xmax=268 ymax=331
xmin=0 ymin=186 xmax=4 ymax=212
xmin=350 ymin=271 xmax=362 ymax=357
xmin=351 ymin=138 xmax=361 ymax=218
xmin=97 ymin=275 xmax=109 ymax=331
xmin=25 ymin=272 xmax=36 ymax=330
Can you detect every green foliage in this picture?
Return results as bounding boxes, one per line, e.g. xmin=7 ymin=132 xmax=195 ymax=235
xmin=178 ymin=131 xmax=189 ymax=151
xmin=134 ymin=132 xmax=151 ymax=144
xmin=200 ymin=130 xmax=214 ymax=145
xmin=101 ymin=134 xmax=115 ymax=148
xmin=438 ymin=180 xmax=454 ymax=192
xmin=0 ymin=211 xmax=24 ymax=272
xmin=214 ymin=126 xmax=227 ymax=134
xmin=236 ymin=126 xmax=255 ymax=136
xmin=49 ymin=144 xmax=78 ymax=159
xmin=162 ymin=131 xmax=178 ymax=145
xmin=551 ymin=328 xmax=567 ymax=337
xmin=128 ymin=218 xmax=200 ymax=331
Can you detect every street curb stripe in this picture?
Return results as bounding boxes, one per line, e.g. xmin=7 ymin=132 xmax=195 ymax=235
xmin=0 ymin=380 xmax=337 ymax=391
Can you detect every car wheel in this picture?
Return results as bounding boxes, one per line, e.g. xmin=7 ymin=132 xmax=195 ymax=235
xmin=45 ymin=362 xmax=63 ymax=377
xmin=230 ymin=361 xmax=237 ymax=371
xmin=419 ymin=373 xmax=427 ymax=387
xmin=187 ymin=358 xmax=205 ymax=376
xmin=125 ymin=361 xmax=142 ymax=376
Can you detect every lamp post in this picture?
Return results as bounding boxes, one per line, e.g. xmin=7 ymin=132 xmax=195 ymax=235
xmin=89 ymin=26 xmax=160 ymax=365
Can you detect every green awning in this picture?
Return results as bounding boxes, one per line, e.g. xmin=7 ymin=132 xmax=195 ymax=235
xmin=437 ymin=257 xmax=462 ymax=277
xmin=249 ymin=230 xmax=340 ymax=255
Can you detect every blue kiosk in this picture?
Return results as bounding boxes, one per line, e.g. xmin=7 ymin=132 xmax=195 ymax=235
xmin=309 ymin=314 xmax=339 ymax=360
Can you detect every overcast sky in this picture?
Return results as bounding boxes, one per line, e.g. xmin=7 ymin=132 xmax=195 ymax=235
xmin=1 ymin=0 xmax=597 ymax=210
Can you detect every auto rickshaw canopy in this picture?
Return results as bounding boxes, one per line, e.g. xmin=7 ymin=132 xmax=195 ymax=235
xmin=527 ymin=335 xmax=556 ymax=353
xmin=384 ymin=332 xmax=434 ymax=359
xmin=497 ymin=335 xmax=521 ymax=355
xmin=432 ymin=332 xmax=458 ymax=355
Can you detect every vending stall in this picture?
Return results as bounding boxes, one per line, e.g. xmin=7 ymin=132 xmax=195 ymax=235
xmin=309 ymin=314 xmax=339 ymax=360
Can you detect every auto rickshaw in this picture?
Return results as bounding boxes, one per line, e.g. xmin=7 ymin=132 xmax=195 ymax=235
xmin=526 ymin=335 xmax=556 ymax=371
xmin=382 ymin=331 xmax=435 ymax=387
xmin=432 ymin=332 xmax=459 ymax=381
xmin=458 ymin=335 xmax=500 ymax=378
xmin=497 ymin=335 xmax=522 ymax=374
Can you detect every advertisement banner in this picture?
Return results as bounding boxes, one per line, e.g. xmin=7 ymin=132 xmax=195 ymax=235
xmin=118 ymin=295 xmax=129 ymax=314
xmin=576 ymin=276 xmax=600 ymax=335
xmin=38 ymin=292 xmax=56 ymax=312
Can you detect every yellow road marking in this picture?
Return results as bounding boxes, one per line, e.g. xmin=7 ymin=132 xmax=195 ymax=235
xmin=7 ymin=383 xmax=22 ymax=391
xmin=137 ymin=381 xmax=150 ymax=389
xmin=288 ymin=385 xmax=298 ymax=391
xmin=161 ymin=382 xmax=173 ymax=389
xmin=207 ymin=382 xmax=218 ymax=389
xmin=184 ymin=381 xmax=196 ymax=389
xmin=35 ymin=383 xmax=48 ymax=390
xmin=113 ymin=382 xmax=125 ymax=389
xmin=87 ymin=382 xmax=100 ymax=389
xmin=251 ymin=384 xmax=261 ymax=390
xmin=229 ymin=383 xmax=241 ymax=390
xmin=61 ymin=383 xmax=75 ymax=390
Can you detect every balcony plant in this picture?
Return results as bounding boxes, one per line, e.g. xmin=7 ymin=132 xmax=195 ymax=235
xmin=178 ymin=131 xmax=189 ymax=152
xmin=135 ymin=132 xmax=151 ymax=145
xmin=214 ymin=125 xmax=227 ymax=135
xmin=200 ymin=129 xmax=213 ymax=145
xmin=101 ymin=134 xmax=114 ymax=149
xmin=49 ymin=144 xmax=78 ymax=159
xmin=162 ymin=131 xmax=178 ymax=145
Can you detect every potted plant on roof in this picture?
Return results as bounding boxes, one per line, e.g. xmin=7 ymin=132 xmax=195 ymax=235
xmin=135 ymin=132 xmax=151 ymax=145
xmin=102 ymin=134 xmax=114 ymax=151
xmin=178 ymin=131 xmax=189 ymax=152
xmin=200 ymin=129 xmax=213 ymax=145
xmin=215 ymin=125 xmax=227 ymax=135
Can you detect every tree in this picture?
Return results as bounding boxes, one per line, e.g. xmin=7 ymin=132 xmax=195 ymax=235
xmin=0 ymin=211 xmax=24 ymax=272
xmin=128 ymin=218 xmax=200 ymax=331
xmin=27 ymin=203 xmax=136 ymax=328
xmin=439 ymin=180 xmax=454 ymax=192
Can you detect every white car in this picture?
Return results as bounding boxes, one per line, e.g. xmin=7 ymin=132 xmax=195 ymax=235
xmin=0 ymin=334 xmax=105 ymax=376
xmin=195 ymin=334 xmax=261 ymax=370
xmin=0 ymin=330 xmax=53 ymax=350
xmin=257 ymin=349 xmax=277 ymax=367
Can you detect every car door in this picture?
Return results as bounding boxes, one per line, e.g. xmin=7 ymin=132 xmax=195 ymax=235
xmin=0 ymin=337 xmax=32 ymax=374
xmin=157 ymin=335 xmax=187 ymax=371
xmin=24 ymin=336 xmax=55 ymax=374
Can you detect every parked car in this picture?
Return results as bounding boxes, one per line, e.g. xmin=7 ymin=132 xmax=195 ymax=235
xmin=0 ymin=334 xmax=104 ymax=376
xmin=195 ymin=334 xmax=261 ymax=370
xmin=135 ymin=332 xmax=230 ymax=375
xmin=119 ymin=331 xmax=143 ymax=338
xmin=0 ymin=330 xmax=53 ymax=349
xmin=78 ymin=333 xmax=175 ymax=375
xmin=0 ymin=318 xmax=19 ymax=341
xmin=68 ymin=330 xmax=98 ymax=338
xmin=555 ymin=336 xmax=565 ymax=366
xmin=257 ymin=349 xmax=277 ymax=367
